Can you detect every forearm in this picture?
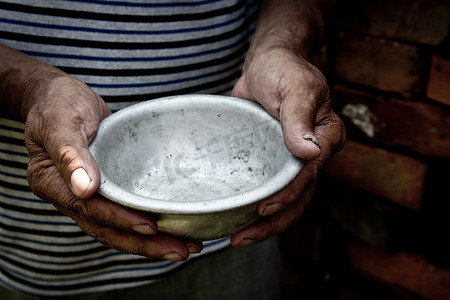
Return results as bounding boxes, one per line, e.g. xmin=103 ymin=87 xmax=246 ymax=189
xmin=249 ymin=0 xmax=334 ymax=60
xmin=0 ymin=44 xmax=65 ymax=121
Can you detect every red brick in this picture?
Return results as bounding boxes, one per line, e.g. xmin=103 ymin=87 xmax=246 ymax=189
xmin=427 ymin=54 xmax=450 ymax=106
xmin=325 ymin=139 xmax=427 ymax=210
xmin=332 ymin=85 xmax=450 ymax=160
xmin=333 ymin=32 xmax=424 ymax=98
xmin=347 ymin=240 xmax=450 ymax=300
xmin=336 ymin=0 xmax=450 ymax=46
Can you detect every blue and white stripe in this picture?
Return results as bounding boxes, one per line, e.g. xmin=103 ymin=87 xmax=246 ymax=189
xmin=0 ymin=0 xmax=258 ymax=296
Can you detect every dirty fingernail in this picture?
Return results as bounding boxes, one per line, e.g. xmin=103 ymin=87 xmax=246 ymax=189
xmin=70 ymin=168 xmax=91 ymax=198
xmin=261 ymin=203 xmax=282 ymax=216
xmin=163 ymin=253 xmax=184 ymax=261
xmin=302 ymin=132 xmax=321 ymax=149
xmin=132 ymin=224 xmax=157 ymax=235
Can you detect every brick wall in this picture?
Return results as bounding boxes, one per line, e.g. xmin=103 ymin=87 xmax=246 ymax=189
xmin=280 ymin=1 xmax=450 ymax=299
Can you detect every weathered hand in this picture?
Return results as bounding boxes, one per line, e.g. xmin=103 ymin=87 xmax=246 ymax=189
xmin=23 ymin=74 xmax=202 ymax=260
xmin=230 ymin=47 xmax=345 ymax=247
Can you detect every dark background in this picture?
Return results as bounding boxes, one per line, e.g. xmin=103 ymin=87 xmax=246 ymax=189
xmin=279 ymin=1 xmax=450 ymax=299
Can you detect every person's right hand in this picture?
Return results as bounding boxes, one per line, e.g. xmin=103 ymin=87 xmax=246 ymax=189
xmin=22 ymin=73 xmax=202 ymax=261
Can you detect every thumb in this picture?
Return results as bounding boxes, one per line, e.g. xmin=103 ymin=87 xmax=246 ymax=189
xmin=50 ymin=125 xmax=101 ymax=199
xmin=25 ymin=114 xmax=103 ymax=200
xmin=233 ymin=76 xmax=321 ymax=160
xmin=58 ymin=117 xmax=103 ymax=199
xmin=68 ymin=146 xmax=100 ymax=199
xmin=23 ymin=76 xmax=111 ymax=200
xmin=279 ymin=94 xmax=322 ymax=161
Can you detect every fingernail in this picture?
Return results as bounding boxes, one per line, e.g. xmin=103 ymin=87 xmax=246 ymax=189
xmin=132 ymin=224 xmax=157 ymax=235
xmin=236 ymin=238 xmax=256 ymax=248
xmin=163 ymin=253 xmax=184 ymax=261
xmin=185 ymin=243 xmax=202 ymax=254
xmin=302 ymin=132 xmax=321 ymax=149
xmin=70 ymin=168 xmax=91 ymax=198
xmin=261 ymin=203 xmax=282 ymax=216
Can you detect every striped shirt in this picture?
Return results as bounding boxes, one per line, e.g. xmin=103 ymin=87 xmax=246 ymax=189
xmin=0 ymin=0 xmax=259 ymax=296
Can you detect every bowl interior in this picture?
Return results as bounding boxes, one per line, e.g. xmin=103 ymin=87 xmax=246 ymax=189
xmin=90 ymin=95 xmax=301 ymax=213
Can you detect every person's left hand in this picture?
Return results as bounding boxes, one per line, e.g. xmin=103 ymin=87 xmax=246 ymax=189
xmin=230 ymin=46 xmax=346 ymax=248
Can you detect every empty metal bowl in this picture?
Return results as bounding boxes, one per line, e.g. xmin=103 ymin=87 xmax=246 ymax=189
xmin=89 ymin=94 xmax=302 ymax=241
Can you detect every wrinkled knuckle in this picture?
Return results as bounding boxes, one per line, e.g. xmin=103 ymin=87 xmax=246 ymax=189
xmin=23 ymin=124 xmax=36 ymax=146
xmin=78 ymin=222 xmax=123 ymax=252
xmin=98 ymin=202 xmax=120 ymax=226
xmin=27 ymin=163 xmax=51 ymax=199
xmin=131 ymin=237 xmax=152 ymax=257
xmin=68 ymin=198 xmax=90 ymax=220
xmin=102 ymin=233 xmax=146 ymax=257
xmin=303 ymin=66 xmax=328 ymax=93
xmin=93 ymin=230 xmax=111 ymax=248
xmin=26 ymin=163 xmax=40 ymax=188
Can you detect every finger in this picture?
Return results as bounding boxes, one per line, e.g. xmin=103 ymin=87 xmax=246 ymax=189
xmin=25 ymin=121 xmax=100 ymax=199
xmin=75 ymin=197 xmax=159 ymax=234
xmin=257 ymin=160 xmax=318 ymax=217
xmin=230 ymin=185 xmax=315 ymax=248
xmin=27 ymin=150 xmax=200 ymax=260
xmin=50 ymin=114 xmax=105 ymax=199
xmin=82 ymin=224 xmax=193 ymax=260
xmin=76 ymin=201 xmax=204 ymax=259
xmin=70 ymin=183 xmax=204 ymax=255
xmin=278 ymin=64 xmax=330 ymax=161
xmin=233 ymin=58 xmax=326 ymax=161
xmin=25 ymin=96 xmax=110 ymax=199
xmin=27 ymin=149 xmax=157 ymax=234
xmin=280 ymin=99 xmax=322 ymax=161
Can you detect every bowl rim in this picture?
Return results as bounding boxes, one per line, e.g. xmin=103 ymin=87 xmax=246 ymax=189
xmin=89 ymin=94 xmax=302 ymax=214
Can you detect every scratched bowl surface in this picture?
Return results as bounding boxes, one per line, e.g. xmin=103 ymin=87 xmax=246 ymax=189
xmin=89 ymin=94 xmax=302 ymax=241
